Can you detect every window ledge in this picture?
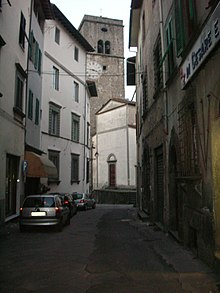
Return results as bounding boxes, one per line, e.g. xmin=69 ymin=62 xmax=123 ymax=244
xmin=13 ymin=107 xmax=25 ymax=118
xmin=71 ymin=180 xmax=80 ymax=185
xmin=48 ymin=179 xmax=61 ymax=185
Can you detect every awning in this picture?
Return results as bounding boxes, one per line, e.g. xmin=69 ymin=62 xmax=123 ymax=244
xmin=25 ymin=151 xmax=57 ymax=179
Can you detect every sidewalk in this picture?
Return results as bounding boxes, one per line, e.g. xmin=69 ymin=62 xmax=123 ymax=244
xmin=134 ymin=210 xmax=220 ymax=292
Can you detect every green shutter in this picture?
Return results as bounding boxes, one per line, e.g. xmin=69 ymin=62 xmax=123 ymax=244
xmin=28 ymin=89 xmax=33 ymax=119
xmin=29 ymin=31 xmax=33 ymax=60
xmin=35 ymin=98 xmax=39 ymax=125
xmin=34 ymin=42 xmax=39 ymax=69
xmin=175 ymin=0 xmax=185 ymax=56
xmin=38 ymin=49 xmax=42 ymax=74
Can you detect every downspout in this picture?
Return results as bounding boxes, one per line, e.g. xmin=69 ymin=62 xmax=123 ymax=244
xmin=159 ymin=0 xmax=169 ymax=222
xmin=126 ymin=104 xmax=130 ymax=186
xmin=83 ymin=54 xmax=87 ymax=192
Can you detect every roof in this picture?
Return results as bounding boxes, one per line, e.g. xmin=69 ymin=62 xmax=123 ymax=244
xmin=39 ymin=0 xmax=54 ymax=19
xmin=52 ymin=4 xmax=94 ymax=52
xmin=97 ymin=98 xmax=136 ymax=114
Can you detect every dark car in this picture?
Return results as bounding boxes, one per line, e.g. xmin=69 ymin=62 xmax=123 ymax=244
xmin=19 ymin=194 xmax=70 ymax=232
xmin=73 ymin=193 xmax=96 ymax=210
xmin=48 ymin=192 xmax=77 ymax=218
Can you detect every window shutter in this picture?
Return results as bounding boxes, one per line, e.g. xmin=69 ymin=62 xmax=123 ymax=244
xmin=34 ymin=42 xmax=39 ymax=69
xmin=49 ymin=106 xmax=52 ymax=134
xmin=29 ymin=31 xmax=33 ymax=60
xmin=175 ymin=0 xmax=185 ymax=56
xmin=35 ymin=98 xmax=39 ymax=125
xmin=38 ymin=49 xmax=42 ymax=74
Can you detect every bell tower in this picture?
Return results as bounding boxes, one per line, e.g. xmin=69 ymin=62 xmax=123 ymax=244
xmin=79 ymin=15 xmax=125 ymax=135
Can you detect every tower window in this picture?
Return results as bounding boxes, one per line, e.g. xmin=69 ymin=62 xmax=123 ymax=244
xmin=101 ymin=27 xmax=108 ymax=32
xmin=105 ymin=41 xmax=110 ymax=54
xmin=98 ymin=40 xmax=104 ymax=53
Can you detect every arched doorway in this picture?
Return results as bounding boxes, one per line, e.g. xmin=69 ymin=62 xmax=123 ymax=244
xmin=107 ymin=154 xmax=117 ymax=187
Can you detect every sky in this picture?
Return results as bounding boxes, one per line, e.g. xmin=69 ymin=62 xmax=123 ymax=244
xmin=51 ymin=0 xmax=136 ymax=100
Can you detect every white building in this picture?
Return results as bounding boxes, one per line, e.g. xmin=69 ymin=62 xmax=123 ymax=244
xmin=41 ymin=4 xmax=96 ymax=194
xmin=92 ymin=98 xmax=136 ymax=190
xmin=25 ymin=0 xmax=54 ymax=196
xmin=0 ymin=0 xmax=30 ymax=223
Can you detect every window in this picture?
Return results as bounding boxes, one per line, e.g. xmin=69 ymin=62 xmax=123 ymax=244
xmin=19 ymin=12 xmax=26 ymax=48
xmin=49 ymin=102 xmax=61 ymax=136
xmin=73 ymin=81 xmax=79 ymax=102
xmin=153 ymin=35 xmax=163 ymax=93
xmin=98 ymin=40 xmax=104 ymax=53
xmin=105 ymin=41 xmax=111 ymax=54
xmin=71 ymin=113 xmax=80 ymax=142
xmin=29 ymin=32 xmax=42 ymax=75
xmin=166 ymin=18 xmax=175 ymax=77
xmin=87 ymin=122 xmax=90 ymax=146
xmin=71 ymin=154 xmax=79 ymax=183
xmin=74 ymin=46 xmax=79 ymax=61
xmin=142 ymin=71 xmax=148 ymax=114
xmin=35 ymin=98 xmax=40 ymax=125
xmin=55 ymin=27 xmax=60 ymax=44
xmin=86 ymin=158 xmax=89 ymax=183
xmin=175 ymin=0 xmax=197 ymax=56
xmin=52 ymin=66 xmax=59 ymax=90
xmin=28 ymin=89 xmax=33 ymax=120
xmin=48 ymin=150 xmax=59 ymax=181
xmin=15 ymin=70 xmax=24 ymax=111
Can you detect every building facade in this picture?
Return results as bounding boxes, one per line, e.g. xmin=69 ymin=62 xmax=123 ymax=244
xmin=79 ymin=15 xmax=125 ymax=135
xmin=0 ymin=0 xmax=30 ymax=223
xmin=129 ymin=0 xmax=220 ymax=266
xmin=41 ymin=4 xmax=95 ymax=194
xmin=92 ymin=98 xmax=136 ymax=190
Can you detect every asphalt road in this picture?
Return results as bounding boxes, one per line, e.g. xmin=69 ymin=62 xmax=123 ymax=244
xmin=0 ymin=204 xmax=219 ymax=293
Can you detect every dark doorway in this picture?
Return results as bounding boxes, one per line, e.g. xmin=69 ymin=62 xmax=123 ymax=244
xmin=155 ymin=146 xmax=164 ymax=224
xmin=5 ymin=154 xmax=19 ymax=217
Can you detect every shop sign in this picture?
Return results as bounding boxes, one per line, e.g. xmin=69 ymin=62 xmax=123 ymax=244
xmin=180 ymin=2 xmax=220 ymax=89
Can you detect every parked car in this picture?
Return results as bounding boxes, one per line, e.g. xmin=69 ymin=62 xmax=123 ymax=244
xmin=48 ymin=192 xmax=77 ymax=218
xmin=19 ymin=194 xmax=70 ymax=232
xmin=73 ymin=193 xmax=96 ymax=210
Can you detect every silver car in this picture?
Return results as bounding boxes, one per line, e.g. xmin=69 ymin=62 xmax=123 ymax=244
xmin=73 ymin=193 xmax=96 ymax=210
xmin=19 ymin=194 xmax=70 ymax=232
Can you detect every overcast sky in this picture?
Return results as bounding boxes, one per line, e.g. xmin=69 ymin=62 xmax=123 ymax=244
xmin=51 ymin=0 xmax=136 ymax=100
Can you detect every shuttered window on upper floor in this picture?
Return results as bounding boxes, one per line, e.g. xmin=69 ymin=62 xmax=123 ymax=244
xmin=175 ymin=0 xmax=197 ymax=56
xmin=49 ymin=102 xmax=61 ymax=136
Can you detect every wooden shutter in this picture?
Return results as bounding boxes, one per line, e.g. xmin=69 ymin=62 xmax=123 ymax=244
xmin=175 ymin=0 xmax=185 ymax=56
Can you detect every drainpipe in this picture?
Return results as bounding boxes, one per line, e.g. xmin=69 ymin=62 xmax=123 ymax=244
xmin=126 ymin=104 xmax=130 ymax=186
xmin=159 ymin=0 xmax=169 ymax=222
xmin=83 ymin=54 xmax=87 ymax=193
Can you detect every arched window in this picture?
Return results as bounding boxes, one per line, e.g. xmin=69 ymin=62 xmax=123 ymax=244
xmin=107 ymin=154 xmax=117 ymax=187
xmin=97 ymin=40 xmax=104 ymax=53
xmin=105 ymin=41 xmax=111 ymax=54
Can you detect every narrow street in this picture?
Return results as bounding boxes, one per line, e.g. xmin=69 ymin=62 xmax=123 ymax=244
xmin=0 ymin=205 xmax=219 ymax=293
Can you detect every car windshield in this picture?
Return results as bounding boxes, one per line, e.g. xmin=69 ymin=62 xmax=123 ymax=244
xmin=73 ymin=193 xmax=83 ymax=200
xmin=23 ymin=197 xmax=55 ymax=208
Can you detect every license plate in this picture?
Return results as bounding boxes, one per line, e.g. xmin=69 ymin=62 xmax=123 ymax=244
xmin=31 ymin=211 xmax=46 ymax=216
